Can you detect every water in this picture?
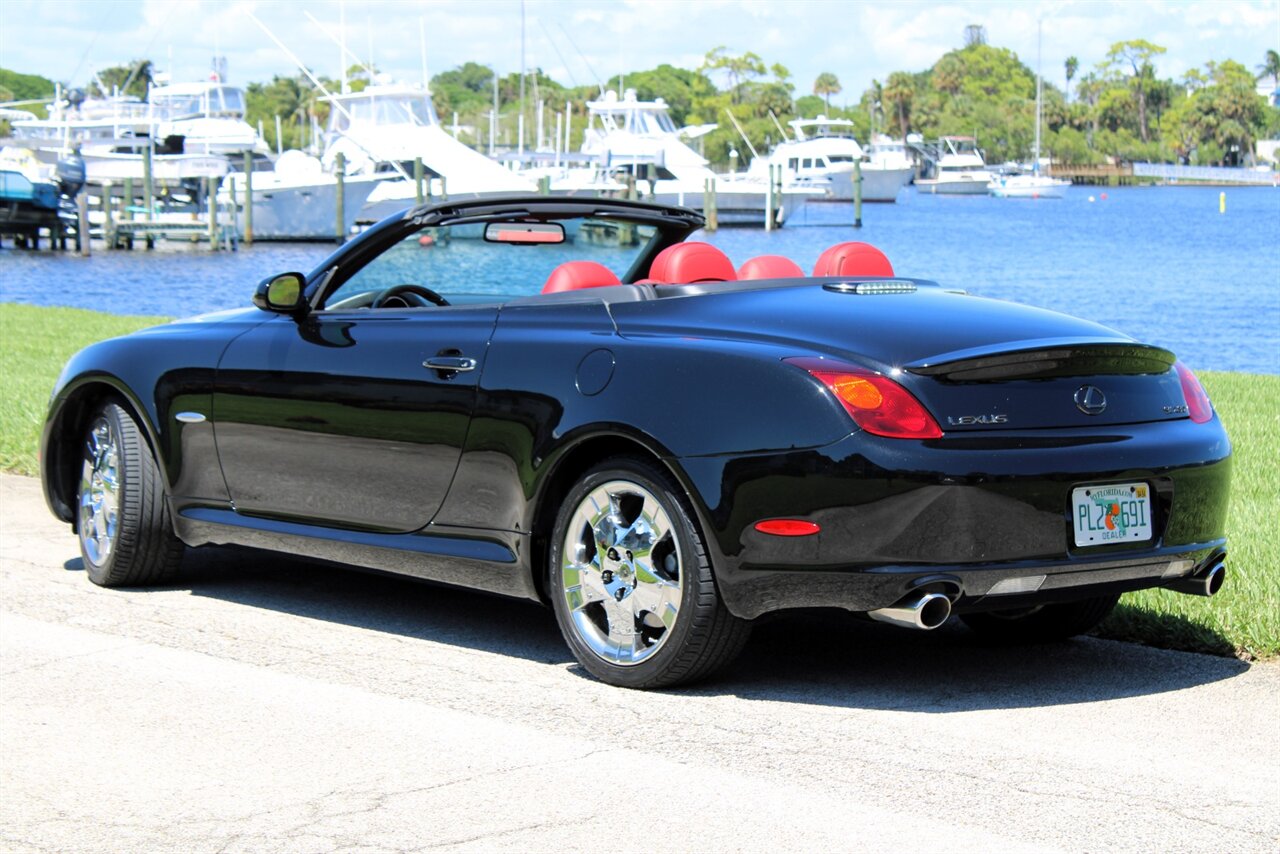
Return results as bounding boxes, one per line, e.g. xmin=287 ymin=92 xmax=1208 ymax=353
xmin=2 ymin=185 xmax=1277 ymax=373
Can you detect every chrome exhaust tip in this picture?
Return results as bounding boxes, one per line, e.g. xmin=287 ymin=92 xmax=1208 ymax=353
xmin=868 ymin=591 xmax=952 ymax=631
xmin=1166 ymin=563 xmax=1226 ymax=597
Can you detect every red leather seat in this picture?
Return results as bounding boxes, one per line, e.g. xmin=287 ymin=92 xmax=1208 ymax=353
xmin=737 ymin=255 xmax=804 ymax=280
xmin=648 ymin=242 xmax=738 ymax=284
xmin=541 ymin=261 xmax=622 ymax=294
xmin=812 ymin=242 xmax=894 ymax=277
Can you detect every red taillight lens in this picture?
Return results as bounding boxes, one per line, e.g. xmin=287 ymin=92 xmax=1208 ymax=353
xmin=1175 ymin=361 xmax=1213 ymax=423
xmin=785 ymin=357 xmax=943 ymax=439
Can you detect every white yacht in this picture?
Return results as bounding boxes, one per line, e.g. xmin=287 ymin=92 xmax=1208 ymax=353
xmin=750 ymin=118 xmax=913 ymax=202
xmin=319 ymin=81 xmax=534 ymax=221
xmin=9 ymin=87 xmax=227 ymax=185
xmin=218 ymin=150 xmax=388 ymax=241
xmin=572 ymin=90 xmax=809 ymax=226
xmin=916 ymin=136 xmax=994 ymax=195
xmin=150 ymin=80 xmax=270 ymax=157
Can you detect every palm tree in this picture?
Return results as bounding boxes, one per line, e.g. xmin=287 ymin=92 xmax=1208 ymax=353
xmin=1064 ymin=56 xmax=1079 ymax=103
xmin=883 ymin=72 xmax=914 ymax=138
xmin=813 ymin=72 xmax=841 ymax=113
xmin=1258 ymin=49 xmax=1280 ymax=82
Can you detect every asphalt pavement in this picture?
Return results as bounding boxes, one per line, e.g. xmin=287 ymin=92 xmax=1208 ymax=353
xmin=2 ymin=472 xmax=1277 ymax=853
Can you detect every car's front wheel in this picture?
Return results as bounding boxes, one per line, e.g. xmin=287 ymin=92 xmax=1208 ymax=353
xmin=548 ymin=457 xmax=751 ymax=689
xmin=77 ymin=401 xmax=184 ymax=587
xmin=959 ymin=594 xmax=1120 ymax=643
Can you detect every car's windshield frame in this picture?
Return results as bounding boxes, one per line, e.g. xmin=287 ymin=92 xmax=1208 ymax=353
xmin=304 ymin=197 xmax=702 ymax=312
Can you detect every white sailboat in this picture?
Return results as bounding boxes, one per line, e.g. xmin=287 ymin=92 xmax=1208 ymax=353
xmin=989 ymin=24 xmax=1070 ymax=199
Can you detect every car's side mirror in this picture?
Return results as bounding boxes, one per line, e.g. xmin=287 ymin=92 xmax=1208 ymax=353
xmin=253 ymin=272 xmax=306 ymax=314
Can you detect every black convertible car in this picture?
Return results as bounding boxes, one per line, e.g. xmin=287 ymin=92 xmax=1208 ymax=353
xmin=42 ymin=196 xmax=1231 ymax=688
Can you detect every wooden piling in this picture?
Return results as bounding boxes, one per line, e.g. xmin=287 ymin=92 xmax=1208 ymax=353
xmin=439 ymin=176 xmax=447 ymax=200
xmin=102 ymin=181 xmax=115 ymax=249
xmin=76 ymin=191 xmax=90 ymax=256
xmin=207 ymin=176 xmax=217 ymax=248
xmin=704 ymin=178 xmax=718 ymax=231
xmin=142 ymin=143 xmax=154 ymax=221
xmin=334 ymin=152 xmax=346 ymax=245
xmin=122 ymin=177 xmax=133 ymax=221
xmin=853 ymin=159 xmax=863 ymax=228
xmin=538 ymin=175 xmax=551 ymax=195
xmin=243 ymin=151 xmax=254 ymax=245
xmin=765 ymin=164 xmax=775 ymax=231
xmin=414 ymin=157 xmax=424 ymax=205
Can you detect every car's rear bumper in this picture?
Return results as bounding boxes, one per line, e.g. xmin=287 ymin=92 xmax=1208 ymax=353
xmin=674 ymin=418 xmax=1232 ymax=619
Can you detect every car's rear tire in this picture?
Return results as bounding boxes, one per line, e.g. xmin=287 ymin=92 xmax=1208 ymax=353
xmin=959 ymin=594 xmax=1120 ymax=643
xmin=77 ymin=401 xmax=184 ymax=587
xmin=548 ymin=456 xmax=751 ymax=689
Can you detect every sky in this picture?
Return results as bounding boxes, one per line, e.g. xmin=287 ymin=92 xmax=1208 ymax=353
xmin=1 ymin=0 xmax=1277 ymax=104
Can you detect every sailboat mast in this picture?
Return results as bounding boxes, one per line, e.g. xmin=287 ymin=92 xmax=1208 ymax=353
xmin=1033 ymin=21 xmax=1042 ymax=171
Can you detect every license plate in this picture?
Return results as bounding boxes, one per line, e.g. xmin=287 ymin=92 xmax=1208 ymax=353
xmin=1071 ymin=482 xmax=1153 ymax=547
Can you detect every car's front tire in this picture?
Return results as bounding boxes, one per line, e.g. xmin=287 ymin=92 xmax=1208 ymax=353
xmin=77 ymin=401 xmax=184 ymax=587
xmin=959 ymin=594 xmax=1120 ymax=643
xmin=548 ymin=457 xmax=751 ymax=689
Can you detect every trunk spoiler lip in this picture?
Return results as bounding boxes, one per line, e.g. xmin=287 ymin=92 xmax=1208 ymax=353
xmin=905 ymin=338 xmax=1177 ymax=381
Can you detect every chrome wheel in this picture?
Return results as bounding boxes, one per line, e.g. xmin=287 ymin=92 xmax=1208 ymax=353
xmin=79 ymin=416 xmax=121 ymax=567
xmin=560 ymin=480 xmax=683 ymax=666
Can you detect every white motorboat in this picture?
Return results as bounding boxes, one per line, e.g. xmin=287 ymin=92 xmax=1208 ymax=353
xmin=569 ymin=89 xmax=810 ymax=226
xmin=916 ymin=136 xmax=994 ymax=195
xmin=319 ymin=81 xmax=535 ymax=221
xmin=150 ymin=80 xmax=271 ymax=157
xmin=988 ymin=24 xmax=1070 ymax=200
xmin=750 ymin=118 xmax=913 ymax=202
xmin=219 ymin=150 xmax=387 ymax=241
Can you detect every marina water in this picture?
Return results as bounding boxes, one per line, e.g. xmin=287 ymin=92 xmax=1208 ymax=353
xmin=2 ymin=185 xmax=1277 ymax=374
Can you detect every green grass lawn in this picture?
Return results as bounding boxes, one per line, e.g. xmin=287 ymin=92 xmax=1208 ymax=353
xmin=0 ymin=304 xmax=168 ymax=473
xmin=1097 ymin=371 xmax=1280 ymax=661
xmin=1 ymin=302 xmax=1276 ymax=659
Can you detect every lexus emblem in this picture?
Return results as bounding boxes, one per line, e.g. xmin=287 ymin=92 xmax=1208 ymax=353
xmin=1074 ymin=385 xmax=1107 ymax=415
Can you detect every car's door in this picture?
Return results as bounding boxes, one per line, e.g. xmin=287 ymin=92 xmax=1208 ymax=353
xmin=213 ymin=306 xmax=496 ymax=532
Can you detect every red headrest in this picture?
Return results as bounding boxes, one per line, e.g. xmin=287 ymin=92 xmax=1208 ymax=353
xmin=542 ymin=261 xmax=622 ymax=294
xmin=812 ymin=242 xmax=894 ymax=277
xmin=648 ymin=242 xmax=738 ymax=284
xmin=737 ymin=255 xmax=805 ymax=280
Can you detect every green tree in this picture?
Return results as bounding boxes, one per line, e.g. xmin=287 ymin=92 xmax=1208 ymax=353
xmin=1257 ymin=49 xmax=1280 ymax=82
xmin=625 ymin=64 xmax=714 ymax=125
xmin=813 ymin=71 xmax=841 ymax=112
xmin=89 ymin=60 xmax=152 ymax=99
xmin=700 ymin=46 xmax=765 ymax=104
xmin=1064 ymin=56 xmax=1079 ymax=102
xmin=883 ymin=71 xmax=915 ymax=137
xmin=1104 ymin=39 xmax=1167 ymax=143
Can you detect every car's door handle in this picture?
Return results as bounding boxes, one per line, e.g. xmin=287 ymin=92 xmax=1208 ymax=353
xmin=422 ymin=356 xmax=477 ymax=372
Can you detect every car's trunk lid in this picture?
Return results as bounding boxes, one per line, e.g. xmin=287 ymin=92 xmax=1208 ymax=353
xmin=616 ymin=281 xmax=1190 ymax=431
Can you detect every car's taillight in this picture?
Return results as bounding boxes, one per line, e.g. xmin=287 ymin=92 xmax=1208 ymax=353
xmin=785 ymin=357 xmax=943 ymax=439
xmin=1175 ymin=361 xmax=1213 ymax=424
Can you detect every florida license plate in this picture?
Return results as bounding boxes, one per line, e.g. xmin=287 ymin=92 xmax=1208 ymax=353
xmin=1072 ymin=483 xmax=1154 ymax=547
